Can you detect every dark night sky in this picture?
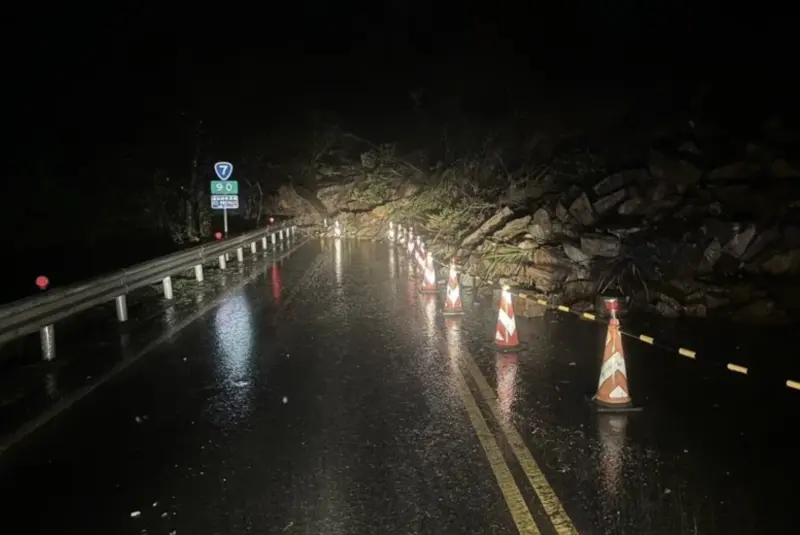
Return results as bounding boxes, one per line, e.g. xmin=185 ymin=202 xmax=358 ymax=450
xmin=2 ymin=1 xmax=795 ymax=235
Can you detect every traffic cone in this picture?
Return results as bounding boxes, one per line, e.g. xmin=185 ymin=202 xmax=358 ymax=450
xmin=592 ymin=297 xmax=639 ymax=411
xmin=493 ymin=285 xmax=521 ymax=351
xmin=443 ymin=259 xmax=465 ymax=315
xmin=419 ymin=251 xmax=438 ymax=294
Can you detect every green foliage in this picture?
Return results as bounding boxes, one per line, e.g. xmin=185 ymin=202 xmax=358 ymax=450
xmin=349 ymin=174 xmax=396 ymax=206
xmin=401 ymin=172 xmax=494 ymax=243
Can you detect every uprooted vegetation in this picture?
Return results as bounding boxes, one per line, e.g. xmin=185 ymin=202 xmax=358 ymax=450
xmin=274 ymin=116 xmax=800 ymax=323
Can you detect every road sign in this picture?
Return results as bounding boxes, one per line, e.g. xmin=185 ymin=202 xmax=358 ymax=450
xmin=214 ymin=161 xmax=233 ymax=181
xmin=210 ymin=180 xmax=238 ymax=194
xmin=211 ymin=195 xmax=239 ymax=210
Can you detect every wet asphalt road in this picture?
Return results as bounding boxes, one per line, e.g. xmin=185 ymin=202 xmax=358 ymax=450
xmin=0 ymin=238 xmax=798 ymax=534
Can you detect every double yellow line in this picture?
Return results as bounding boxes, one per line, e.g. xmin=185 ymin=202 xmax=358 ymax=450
xmin=434 ymin=333 xmax=580 ymax=535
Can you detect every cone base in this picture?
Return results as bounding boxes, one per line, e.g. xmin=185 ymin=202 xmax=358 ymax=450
xmin=442 ymin=309 xmax=465 ymax=316
xmin=489 ymin=341 xmax=527 ymax=353
xmin=587 ymin=394 xmax=643 ymax=412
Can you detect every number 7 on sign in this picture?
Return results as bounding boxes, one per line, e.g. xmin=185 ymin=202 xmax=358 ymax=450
xmin=214 ymin=161 xmax=233 ymax=180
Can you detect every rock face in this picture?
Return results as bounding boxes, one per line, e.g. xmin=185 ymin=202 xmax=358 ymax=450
xmin=273 ymin=124 xmax=800 ymax=324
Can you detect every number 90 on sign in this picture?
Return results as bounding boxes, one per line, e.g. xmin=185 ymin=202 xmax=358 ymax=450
xmin=210 ymin=180 xmax=238 ymax=194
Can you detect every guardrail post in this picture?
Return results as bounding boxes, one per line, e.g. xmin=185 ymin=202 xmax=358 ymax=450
xmin=115 ymin=295 xmax=129 ymax=322
xmin=237 ymin=247 xmax=244 ymax=262
xmin=250 ymin=242 xmax=257 ymax=254
xmin=163 ymin=276 xmax=174 ymax=300
xmin=40 ymin=324 xmax=55 ymax=361
xmin=194 ymin=264 xmax=204 ymax=282
xmin=219 ymin=254 xmax=226 ymax=269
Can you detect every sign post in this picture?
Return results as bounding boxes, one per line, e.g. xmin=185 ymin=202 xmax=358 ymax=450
xmin=212 ymin=161 xmax=236 ymax=235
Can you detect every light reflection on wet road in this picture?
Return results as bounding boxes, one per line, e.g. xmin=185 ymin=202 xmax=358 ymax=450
xmin=0 ymin=239 xmax=797 ymax=534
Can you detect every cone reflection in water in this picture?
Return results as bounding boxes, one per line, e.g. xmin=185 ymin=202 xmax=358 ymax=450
xmin=593 ymin=297 xmax=633 ymax=409
xmin=271 ymin=263 xmax=282 ymax=306
xmin=389 ymin=242 xmax=396 ymax=279
xmin=596 ymin=413 xmax=629 ymax=499
xmin=406 ymin=268 xmax=417 ymax=306
xmin=496 ymin=352 xmax=519 ymax=423
xmin=334 ymin=238 xmax=343 ymax=286
xmin=333 ymin=220 xmax=342 ymax=237
xmin=407 ymin=229 xmax=415 ymax=255
xmin=494 ymin=286 xmax=520 ymax=350
xmin=424 ymin=293 xmax=437 ymax=339
xmin=443 ymin=259 xmax=464 ymax=315
xmin=444 ymin=316 xmax=462 ymax=375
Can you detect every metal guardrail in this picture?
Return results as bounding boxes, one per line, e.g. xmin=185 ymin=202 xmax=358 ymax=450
xmin=0 ymin=221 xmax=298 ymax=360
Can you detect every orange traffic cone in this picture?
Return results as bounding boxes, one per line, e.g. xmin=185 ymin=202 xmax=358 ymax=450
xmin=443 ymin=259 xmax=464 ymax=315
xmin=494 ymin=285 xmax=521 ymax=351
xmin=592 ymin=297 xmax=639 ymax=411
xmin=419 ymin=251 xmax=438 ymax=294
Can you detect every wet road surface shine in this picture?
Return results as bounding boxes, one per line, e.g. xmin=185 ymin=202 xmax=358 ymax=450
xmin=1 ymin=239 xmax=798 ymax=534
xmin=0 ymin=240 xmax=519 ymax=534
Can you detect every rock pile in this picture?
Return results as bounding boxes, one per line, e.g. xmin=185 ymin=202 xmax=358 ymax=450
xmin=275 ymin=132 xmax=800 ymax=323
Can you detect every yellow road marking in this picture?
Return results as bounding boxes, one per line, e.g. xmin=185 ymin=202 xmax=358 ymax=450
xmin=557 ymin=305 xmax=570 ymax=313
xmin=459 ymin=355 xmax=580 ymax=535
xmin=639 ymin=335 xmax=654 ymax=344
xmin=727 ymin=363 xmax=748 ymax=375
xmin=581 ymin=312 xmax=595 ymax=321
xmin=787 ymin=380 xmax=800 ymax=391
xmin=453 ymin=368 xmax=541 ymax=535
xmin=678 ymin=347 xmax=696 ymax=359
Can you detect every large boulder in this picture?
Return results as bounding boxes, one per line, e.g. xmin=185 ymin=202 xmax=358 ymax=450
xmin=493 ymin=215 xmax=531 ymax=242
xmin=580 ymin=234 xmax=622 ymax=257
xmin=518 ymin=265 xmax=569 ymax=293
xmin=568 ymin=192 xmax=597 ymax=226
xmin=527 ymin=208 xmax=553 ymax=242
xmin=461 ymin=207 xmax=515 ymax=249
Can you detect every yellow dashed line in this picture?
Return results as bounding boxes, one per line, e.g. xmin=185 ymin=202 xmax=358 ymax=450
xmin=787 ymin=380 xmax=800 ymax=391
xmin=460 ymin=355 xmax=580 ymax=535
xmin=639 ymin=335 xmax=654 ymax=344
xmin=536 ymin=299 xmax=548 ymax=306
xmin=581 ymin=312 xmax=595 ymax=321
xmin=727 ymin=363 xmax=748 ymax=375
xmin=557 ymin=305 xmax=570 ymax=313
xmin=678 ymin=348 xmax=696 ymax=359
xmin=453 ymin=365 xmax=541 ymax=534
